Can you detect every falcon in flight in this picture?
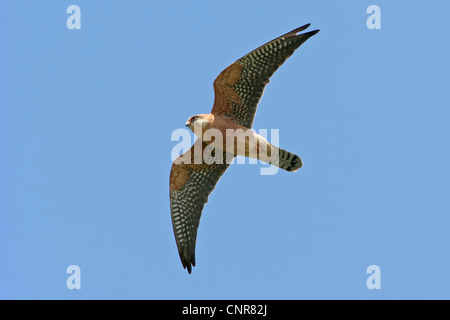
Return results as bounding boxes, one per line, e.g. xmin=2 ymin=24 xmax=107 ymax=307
xmin=170 ymin=24 xmax=319 ymax=273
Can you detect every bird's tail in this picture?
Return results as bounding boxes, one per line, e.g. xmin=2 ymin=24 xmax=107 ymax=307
xmin=272 ymin=147 xmax=302 ymax=172
xmin=259 ymin=145 xmax=302 ymax=172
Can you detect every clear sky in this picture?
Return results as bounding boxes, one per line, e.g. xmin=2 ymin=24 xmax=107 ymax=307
xmin=1 ymin=0 xmax=450 ymax=299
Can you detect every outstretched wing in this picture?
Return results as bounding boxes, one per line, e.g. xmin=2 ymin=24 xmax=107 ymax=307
xmin=169 ymin=140 xmax=232 ymax=273
xmin=212 ymin=24 xmax=319 ymax=128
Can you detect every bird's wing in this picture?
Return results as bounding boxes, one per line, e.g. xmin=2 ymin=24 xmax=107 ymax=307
xmin=170 ymin=140 xmax=233 ymax=273
xmin=211 ymin=24 xmax=319 ymax=128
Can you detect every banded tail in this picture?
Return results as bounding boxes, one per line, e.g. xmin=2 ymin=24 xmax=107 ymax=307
xmin=267 ymin=147 xmax=303 ymax=172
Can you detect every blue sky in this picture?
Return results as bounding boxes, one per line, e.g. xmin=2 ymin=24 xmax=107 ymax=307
xmin=1 ymin=0 xmax=450 ymax=299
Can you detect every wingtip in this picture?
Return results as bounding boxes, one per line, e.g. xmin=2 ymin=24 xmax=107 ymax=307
xmin=301 ymin=29 xmax=320 ymax=39
xmin=186 ymin=265 xmax=192 ymax=274
xmin=289 ymin=23 xmax=311 ymax=36
xmin=289 ymin=24 xmax=320 ymax=38
xmin=182 ymin=256 xmax=195 ymax=274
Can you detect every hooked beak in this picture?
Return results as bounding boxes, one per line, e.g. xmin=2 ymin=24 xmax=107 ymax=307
xmin=185 ymin=121 xmax=190 ymax=127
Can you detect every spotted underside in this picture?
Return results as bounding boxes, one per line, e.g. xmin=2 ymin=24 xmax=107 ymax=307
xmin=212 ymin=24 xmax=319 ymax=128
xmin=170 ymin=140 xmax=233 ymax=273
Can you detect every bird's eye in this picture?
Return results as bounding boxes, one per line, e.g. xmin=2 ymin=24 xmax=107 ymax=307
xmin=191 ymin=116 xmax=198 ymax=121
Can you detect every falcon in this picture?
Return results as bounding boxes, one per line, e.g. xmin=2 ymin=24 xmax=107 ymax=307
xmin=170 ymin=24 xmax=319 ymax=273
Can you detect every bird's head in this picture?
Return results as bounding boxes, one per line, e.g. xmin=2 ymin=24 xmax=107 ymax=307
xmin=185 ymin=114 xmax=213 ymax=135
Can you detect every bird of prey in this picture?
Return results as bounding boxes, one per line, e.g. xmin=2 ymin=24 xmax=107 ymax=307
xmin=170 ymin=24 xmax=319 ymax=273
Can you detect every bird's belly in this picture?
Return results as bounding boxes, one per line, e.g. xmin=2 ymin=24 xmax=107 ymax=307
xmin=222 ymin=129 xmax=270 ymax=159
